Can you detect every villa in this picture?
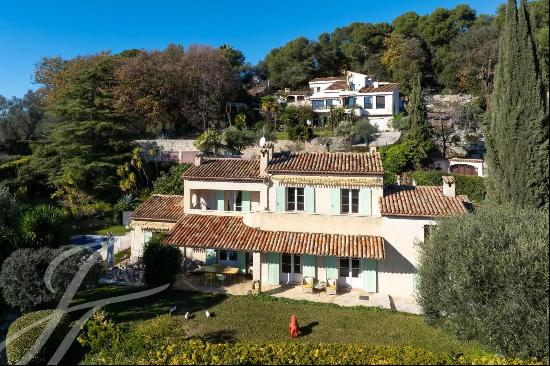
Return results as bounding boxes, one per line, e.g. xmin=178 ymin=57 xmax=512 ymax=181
xmin=129 ymin=145 xmax=469 ymax=304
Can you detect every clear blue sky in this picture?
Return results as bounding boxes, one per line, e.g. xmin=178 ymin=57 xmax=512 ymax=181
xmin=0 ymin=0 xmax=503 ymax=98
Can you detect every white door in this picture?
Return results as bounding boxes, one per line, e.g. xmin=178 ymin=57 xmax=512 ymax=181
xmin=338 ymin=257 xmax=361 ymax=288
xmin=280 ymin=253 xmax=302 ymax=284
xmin=218 ymin=250 xmax=238 ymax=267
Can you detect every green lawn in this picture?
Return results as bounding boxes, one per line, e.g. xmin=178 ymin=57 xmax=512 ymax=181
xmin=73 ymin=224 xmax=129 ymax=236
xmin=71 ymin=285 xmax=487 ymax=356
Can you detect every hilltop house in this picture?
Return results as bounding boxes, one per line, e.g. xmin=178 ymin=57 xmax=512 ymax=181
xmin=308 ymin=71 xmax=401 ymax=131
xmin=129 ymin=145 xmax=469 ymax=301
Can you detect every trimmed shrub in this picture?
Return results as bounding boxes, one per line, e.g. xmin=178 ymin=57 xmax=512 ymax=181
xmin=0 ymin=247 xmax=103 ymax=313
xmin=6 ymin=309 xmax=70 ymax=365
xmin=142 ymin=234 xmax=182 ymax=287
xmin=410 ymin=170 xmax=486 ymax=202
xmin=417 ymin=204 xmax=549 ymax=359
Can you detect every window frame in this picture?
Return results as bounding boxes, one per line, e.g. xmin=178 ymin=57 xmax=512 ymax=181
xmin=376 ymin=95 xmax=385 ymax=109
xmin=364 ymin=96 xmax=373 ymax=109
xmin=340 ymin=189 xmax=359 ymax=214
xmin=286 ymin=187 xmax=305 ymax=212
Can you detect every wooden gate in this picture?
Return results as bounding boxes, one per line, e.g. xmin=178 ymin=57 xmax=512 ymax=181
xmin=450 ymin=164 xmax=477 ymax=176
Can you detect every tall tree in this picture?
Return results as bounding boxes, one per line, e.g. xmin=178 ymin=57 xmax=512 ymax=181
xmin=485 ymin=0 xmax=549 ymax=209
xmin=406 ymin=75 xmax=430 ymax=143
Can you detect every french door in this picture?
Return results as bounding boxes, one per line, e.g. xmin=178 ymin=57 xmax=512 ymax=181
xmin=280 ymin=253 xmax=302 ymax=284
xmin=338 ymin=257 xmax=361 ymax=288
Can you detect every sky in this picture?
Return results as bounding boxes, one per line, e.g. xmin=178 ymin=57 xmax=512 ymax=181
xmin=0 ymin=0 xmax=503 ymax=98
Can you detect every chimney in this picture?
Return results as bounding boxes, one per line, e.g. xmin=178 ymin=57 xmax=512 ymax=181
xmin=194 ymin=153 xmax=203 ymax=167
xmin=260 ymin=142 xmax=274 ymax=176
xmin=442 ymin=176 xmax=455 ymax=197
xmin=369 ymin=145 xmax=377 ymax=154
xmin=373 ymin=81 xmax=379 ymax=88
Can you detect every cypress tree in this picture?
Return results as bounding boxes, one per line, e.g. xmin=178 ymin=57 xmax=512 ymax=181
xmin=485 ymin=0 xmax=549 ymax=209
xmin=407 ymin=74 xmax=430 ymax=143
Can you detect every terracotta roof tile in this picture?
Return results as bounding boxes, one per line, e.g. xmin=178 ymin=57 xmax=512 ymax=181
xmin=162 ymin=214 xmax=385 ymax=259
xmin=183 ymin=158 xmax=262 ymax=182
xmin=325 ymin=81 xmax=347 ymax=90
xmin=130 ymin=194 xmax=184 ymax=222
xmin=310 ymin=76 xmax=346 ymax=82
xmin=380 ymin=186 xmax=469 ymax=217
xmin=358 ymin=83 xmax=399 ymax=93
xmin=267 ymin=152 xmax=383 ymax=175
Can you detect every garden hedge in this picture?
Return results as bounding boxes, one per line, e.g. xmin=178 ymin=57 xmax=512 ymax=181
xmin=83 ymin=338 xmax=544 ymax=365
xmin=6 ymin=309 xmax=70 ymax=365
xmin=410 ymin=170 xmax=486 ymax=202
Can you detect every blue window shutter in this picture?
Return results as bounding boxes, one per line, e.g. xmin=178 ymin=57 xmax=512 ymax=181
xmin=325 ymin=256 xmax=339 ymax=280
xmin=302 ymin=255 xmax=316 ymax=278
xmin=305 ymin=187 xmax=315 ymax=213
xmin=331 ymin=188 xmax=341 ymax=214
xmin=237 ymin=251 xmax=247 ymax=274
xmin=267 ymin=253 xmax=280 ymax=285
xmin=241 ymin=191 xmax=251 ymax=212
xmin=361 ymin=259 xmax=377 ymax=292
xmin=359 ymin=188 xmax=372 ymax=216
xmin=216 ymin=191 xmax=224 ymax=211
xmin=276 ymin=187 xmax=286 ymax=212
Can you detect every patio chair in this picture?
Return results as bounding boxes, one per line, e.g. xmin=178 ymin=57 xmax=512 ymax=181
xmin=204 ymin=273 xmax=215 ymax=287
xmin=215 ymin=273 xmax=226 ymax=287
xmin=326 ymin=278 xmax=338 ymax=295
xmin=302 ymin=276 xmax=315 ymax=293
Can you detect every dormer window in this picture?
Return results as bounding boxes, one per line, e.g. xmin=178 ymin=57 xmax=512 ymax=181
xmin=286 ymin=187 xmax=304 ymax=211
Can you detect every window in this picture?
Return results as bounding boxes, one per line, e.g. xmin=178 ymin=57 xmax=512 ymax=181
xmin=219 ymin=250 xmax=237 ymax=262
xmin=286 ymin=187 xmax=304 ymax=211
xmin=282 ymin=253 xmax=291 ymax=273
xmin=312 ymin=99 xmax=324 ymax=109
xmin=346 ymin=97 xmax=356 ymax=107
xmin=341 ymin=189 xmax=359 ymax=214
xmin=297 ymin=95 xmax=305 ymax=101
xmin=326 ymin=99 xmax=333 ymax=107
xmin=316 ymin=87 xmax=321 ymax=93
xmin=293 ymin=254 xmax=301 ymax=274
xmin=351 ymin=258 xmax=360 ymax=278
xmin=364 ymin=96 xmax=373 ymax=109
xmin=340 ymin=257 xmax=360 ymax=278
xmin=376 ymin=95 xmax=385 ymax=109
xmin=349 ymin=83 xmax=355 ymax=91
xmin=281 ymin=253 xmax=301 ymax=273
xmin=235 ymin=191 xmax=242 ymax=212
xmin=339 ymin=257 xmax=349 ymax=278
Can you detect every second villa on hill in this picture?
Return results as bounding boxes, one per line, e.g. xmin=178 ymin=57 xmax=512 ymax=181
xmin=129 ymin=146 xmax=470 ymax=305
xmin=279 ymin=71 xmax=401 ymax=131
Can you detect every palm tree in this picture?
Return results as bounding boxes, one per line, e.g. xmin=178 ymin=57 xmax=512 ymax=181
xmin=260 ymin=96 xmax=278 ymax=130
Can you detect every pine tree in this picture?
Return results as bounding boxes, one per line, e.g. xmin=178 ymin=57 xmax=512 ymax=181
xmin=485 ymin=0 xmax=549 ymax=209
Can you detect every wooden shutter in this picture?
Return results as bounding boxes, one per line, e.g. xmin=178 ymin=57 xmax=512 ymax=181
xmin=267 ymin=253 xmax=280 ymax=285
xmin=325 ymin=256 xmax=339 ymax=280
xmin=216 ymin=190 xmax=224 ymax=211
xmin=359 ymin=188 xmax=372 ymax=215
xmin=276 ymin=186 xmax=286 ymax=212
xmin=331 ymin=188 xmax=341 ymax=214
xmin=361 ymin=259 xmax=377 ymax=292
xmin=302 ymin=255 xmax=316 ymax=278
xmin=304 ymin=187 xmax=315 ymax=213
xmin=241 ymin=191 xmax=251 ymax=212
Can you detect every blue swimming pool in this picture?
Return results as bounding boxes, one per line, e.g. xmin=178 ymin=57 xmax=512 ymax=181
xmin=70 ymin=235 xmax=106 ymax=249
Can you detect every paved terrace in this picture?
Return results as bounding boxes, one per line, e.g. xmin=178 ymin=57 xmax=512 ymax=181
xmin=174 ymin=273 xmax=421 ymax=314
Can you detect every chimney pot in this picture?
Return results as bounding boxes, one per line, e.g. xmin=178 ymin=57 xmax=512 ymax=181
xmin=369 ymin=145 xmax=377 ymax=154
xmin=194 ymin=153 xmax=203 ymax=167
xmin=442 ymin=176 xmax=456 ymax=197
xmin=259 ymin=142 xmax=274 ymax=176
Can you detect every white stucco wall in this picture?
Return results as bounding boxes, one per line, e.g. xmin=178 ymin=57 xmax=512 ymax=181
xmin=378 ymin=216 xmax=434 ymax=296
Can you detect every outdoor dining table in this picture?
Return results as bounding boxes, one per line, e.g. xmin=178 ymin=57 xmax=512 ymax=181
xmin=200 ymin=265 xmax=239 ymax=284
